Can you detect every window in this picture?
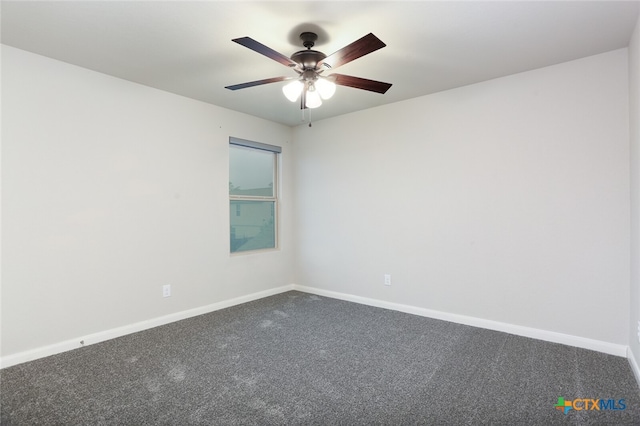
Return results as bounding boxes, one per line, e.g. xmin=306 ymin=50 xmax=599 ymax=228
xmin=229 ymin=138 xmax=281 ymax=253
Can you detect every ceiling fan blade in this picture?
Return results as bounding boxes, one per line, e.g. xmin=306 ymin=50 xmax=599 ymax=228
xmin=320 ymin=33 xmax=386 ymax=69
xmin=332 ymin=74 xmax=392 ymax=94
xmin=225 ymin=76 xmax=292 ymax=91
xmin=232 ymin=37 xmax=298 ymax=68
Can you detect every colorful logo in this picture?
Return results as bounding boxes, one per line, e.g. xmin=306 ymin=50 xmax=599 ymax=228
xmin=554 ymin=397 xmax=626 ymax=414
xmin=554 ymin=397 xmax=573 ymax=414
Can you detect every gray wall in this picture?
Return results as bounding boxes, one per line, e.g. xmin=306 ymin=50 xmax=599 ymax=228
xmin=1 ymin=46 xmax=295 ymax=358
xmin=293 ymin=49 xmax=630 ymax=346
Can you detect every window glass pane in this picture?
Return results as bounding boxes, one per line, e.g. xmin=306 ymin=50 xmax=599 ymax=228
xmin=229 ymin=145 xmax=274 ymax=197
xmin=230 ymin=200 xmax=275 ymax=253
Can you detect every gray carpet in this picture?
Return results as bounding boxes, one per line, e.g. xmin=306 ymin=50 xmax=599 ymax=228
xmin=1 ymin=291 xmax=639 ymax=425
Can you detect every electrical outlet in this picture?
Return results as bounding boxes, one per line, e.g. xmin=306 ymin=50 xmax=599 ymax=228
xmin=384 ymin=274 xmax=391 ymax=286
xmin=163 ymin=285 xmax=171 ymax=298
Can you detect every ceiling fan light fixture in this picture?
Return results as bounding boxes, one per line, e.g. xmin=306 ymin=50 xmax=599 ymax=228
xmin=282 ymin=80 xmax=303 ymax=102
xmin=305 ymin=88 xmax=322 ymax=108
xmin=316 ymin=78 xmax=336 ymax=100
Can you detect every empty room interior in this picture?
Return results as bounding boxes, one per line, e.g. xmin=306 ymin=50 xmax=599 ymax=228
xmin=2 ymin=1 xmax=640 ymax=424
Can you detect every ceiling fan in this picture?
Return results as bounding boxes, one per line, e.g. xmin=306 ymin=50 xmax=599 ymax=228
xmin=225 ymin=32 xmax=392 ymax=111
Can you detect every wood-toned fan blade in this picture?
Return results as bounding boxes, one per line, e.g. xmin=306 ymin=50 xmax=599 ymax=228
xmin=321 ymin=33 xmax=386 ymax=69
xmin=225 ymin=76 xmax=291 ymax=91
xmin=232 ymin=37 xmax=297 ymax=67
xmin=332 ymin=74 xmax=392 ymax=94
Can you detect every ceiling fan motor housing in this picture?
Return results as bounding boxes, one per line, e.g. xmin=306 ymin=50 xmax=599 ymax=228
xmin=291 ymin=50 xmax=326 ymax=70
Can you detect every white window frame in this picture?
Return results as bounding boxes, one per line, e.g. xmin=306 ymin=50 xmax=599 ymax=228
xmin=229 ymin=137 xmax=281 ymax=254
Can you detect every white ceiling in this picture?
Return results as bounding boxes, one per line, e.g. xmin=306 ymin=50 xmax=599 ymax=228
xmin=2 ymin=1 xmax=639 ymax=127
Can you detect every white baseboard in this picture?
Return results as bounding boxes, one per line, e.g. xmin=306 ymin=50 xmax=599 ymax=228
xmin=292 ymin=284 xmax=628 ymax=358
xmin=0 ymin=284 xmax=295 ymax=369
xmin=628 ymin=347 xmax=640 ymax=386
xmin=2 ymin=283 xmax=629 ymax=370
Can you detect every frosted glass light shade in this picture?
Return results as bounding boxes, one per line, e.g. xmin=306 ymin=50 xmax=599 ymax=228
xmin=316 ymin=78 xmax=336 ymax=100
xmin=282 ymin=80 xmax=303 ymax=102
xmin=305 ymin=89 xmax=322 ymax=108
